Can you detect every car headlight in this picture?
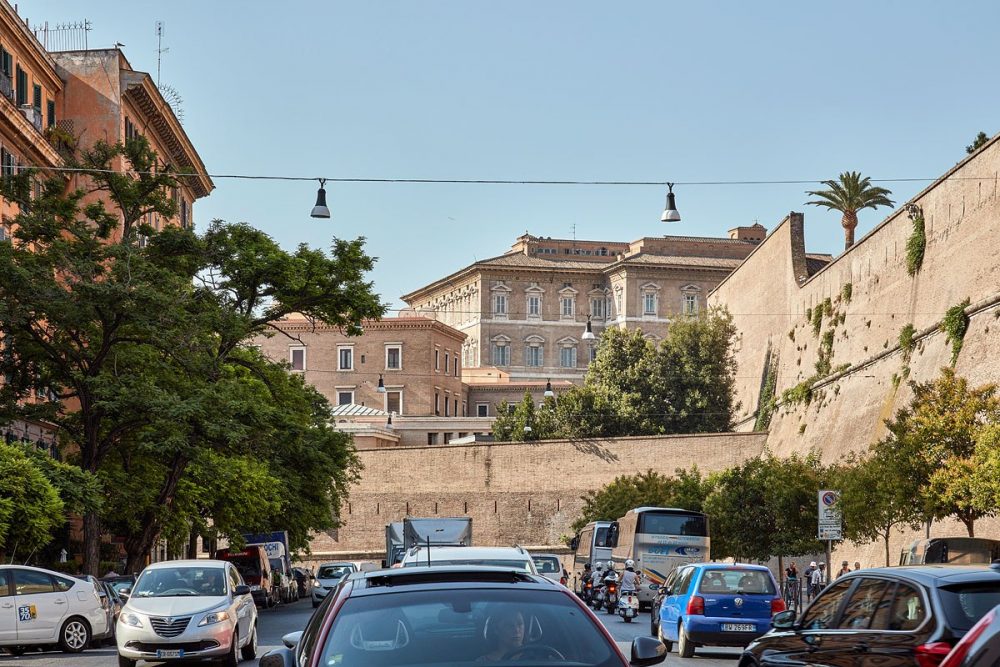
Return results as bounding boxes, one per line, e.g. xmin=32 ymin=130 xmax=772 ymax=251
xmin=121 ymin=613 xmax=144 ymax=628
xmin=198 ymin=611 xmax=230 ymax=627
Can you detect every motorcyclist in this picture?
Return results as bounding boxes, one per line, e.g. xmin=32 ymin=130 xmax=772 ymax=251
xmin=602 ymin=561 xmax=618 ymax=581
xmin=591 ymin=562 xmax=606 ymax=586
xmin=620 ymin=559 xmax=641 ymax=593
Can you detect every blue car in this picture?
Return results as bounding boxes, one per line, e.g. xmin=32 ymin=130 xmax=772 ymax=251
xmin=655 ymin=563 xmax=784 ymax=658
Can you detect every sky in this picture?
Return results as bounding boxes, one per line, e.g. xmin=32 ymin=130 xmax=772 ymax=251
xmin=30 ymin=1 xmax=1000 ymax=311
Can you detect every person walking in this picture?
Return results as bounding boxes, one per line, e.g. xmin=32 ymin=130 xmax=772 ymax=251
xmin=853 ymin=561 xmax=862 ymax=572
xmin=810 ymin=563 xmax=826 ymax=600
xmin=803 ymin=561 xmax=817 ymax=601
xmin=837 ymin=561 xmax=851 ymax=578
xmin=784 ymin=562 xmax=800 ymax=607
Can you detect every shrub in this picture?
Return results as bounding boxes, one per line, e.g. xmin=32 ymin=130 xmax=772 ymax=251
xmin=906 ymin=215 xmax=926 ymax=276
xmin=899 ymin=323 xmax=916 ymax=362
xmin=941 ymin=298 xmax=971 ymax=365
xmin=841 ymin=283 xmax=853 ymax=303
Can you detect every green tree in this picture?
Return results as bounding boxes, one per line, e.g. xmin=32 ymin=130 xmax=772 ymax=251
xmin=491 ymin=392 xmax=560 ymax=442
xmin=966 ymin=131 xmax=989 ymax=154
xmin=806 ymin=171 xmax=894 ymax=250
xmin=0 ymin=442 xmax=65 ymax=560
xmin=571 ymin=468 xmax=709 ymax=532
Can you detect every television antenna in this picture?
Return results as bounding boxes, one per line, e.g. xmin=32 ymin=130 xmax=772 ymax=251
xmin=155 ymin=20 xmax=168 ymax=86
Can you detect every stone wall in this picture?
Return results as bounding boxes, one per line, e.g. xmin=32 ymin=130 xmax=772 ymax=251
xmin=309 ymin=432 xmax=767 ymax=557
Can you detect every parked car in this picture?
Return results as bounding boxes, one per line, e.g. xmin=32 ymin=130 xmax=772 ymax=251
xmin=116 ymin=559 xmax=257 ymax=667
xmin=656 ymin=562 xmax=783 ymax=658
xmin=216 ymin=545 xmax=277 ymax=608
xmin=0 ymin=564 xmax=110 ymax=655
xmin=258 ymin=565 xmax=666 ymax=667
xmin=531 ymin=554 xmax=567 ymax=585
xmin=102 ymin=574 xmax=137 ymax=602
xmin=72 ymin=574 xmax=116 ymax=646
xmin=291 ymin=567 xmax=313 ymax=599
xmin=311 ymin=562 xmax=358 ymax=608
xmin=102 ymin=581 xmax=124 ymax=625
xmin=941 ymin=603 xmax=1000 ymax=666
xmin=400 ymin=545 xmax=539 ymax=574
xmin=739 ymin=564 xmax=1000 ymax=667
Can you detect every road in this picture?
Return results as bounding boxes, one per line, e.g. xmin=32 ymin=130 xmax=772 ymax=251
xmin=5 ymin=599 xmax=741 ymax=667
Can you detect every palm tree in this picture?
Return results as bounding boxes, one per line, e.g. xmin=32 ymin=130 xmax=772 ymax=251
xmin=806 ymin=171 xmax=894 ymax=250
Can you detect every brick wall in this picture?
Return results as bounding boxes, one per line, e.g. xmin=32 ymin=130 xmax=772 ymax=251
xmin=309 ymin=432 xmax=767 ymax=556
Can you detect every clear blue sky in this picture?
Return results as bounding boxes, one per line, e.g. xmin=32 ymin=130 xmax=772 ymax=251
xmin=34 ymin=1 xmax=1000 ymax=311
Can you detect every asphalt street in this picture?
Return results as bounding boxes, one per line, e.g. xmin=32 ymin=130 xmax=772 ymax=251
xmin=3 ymin=598 xmax=742 ymax=667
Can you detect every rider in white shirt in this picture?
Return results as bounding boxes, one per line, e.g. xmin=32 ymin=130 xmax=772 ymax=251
xmin=619 ymin=559 xmax=641 ymax=593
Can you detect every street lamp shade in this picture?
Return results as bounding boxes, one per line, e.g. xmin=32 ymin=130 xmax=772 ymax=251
xmin=311 ymin=179 xmax=331 ymax=219
xmin=544 ymin=380 xmax=555 ymax=398
xmin=582 ymin=316 xmax=596 ymax=341
xmin=661 ymin=183 xmax=681 ymax=223
xmin=386 ymin=411 xmax=394 ymax=429
xmin=377 ymin=374 xmax=387 ymax=393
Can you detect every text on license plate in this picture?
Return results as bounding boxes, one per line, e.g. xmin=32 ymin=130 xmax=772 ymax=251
xmin=156 ymin=649 xmax=184 ymax=658
xmin=721 ymin=623 xmax=755 ymax=632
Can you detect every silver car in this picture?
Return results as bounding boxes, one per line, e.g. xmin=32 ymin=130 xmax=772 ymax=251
xmin=311 ymin=562 xmax=357 ymax=608
xmin=116 ymin=559 xmax=257 ymax=667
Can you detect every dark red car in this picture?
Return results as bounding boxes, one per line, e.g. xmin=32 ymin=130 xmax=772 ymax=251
xmin=259 ymin=566 xmax=666 ymax=667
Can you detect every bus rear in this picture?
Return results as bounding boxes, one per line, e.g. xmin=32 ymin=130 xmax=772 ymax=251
xmin=628 ymin=509 xmax=710 ymax=605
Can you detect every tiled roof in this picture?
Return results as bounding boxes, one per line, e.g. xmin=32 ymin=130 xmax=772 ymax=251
xmin=330 ymin=404 xmax=388 ymax=417
xmin=805 ymin=253 xmax=834 ymax=276
xmin=477 ymin=254 xmax=609 ymax=270
xmin=616 ymin=254 xmax=743 ymax=269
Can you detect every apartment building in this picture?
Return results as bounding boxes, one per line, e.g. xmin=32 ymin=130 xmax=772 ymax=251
xmin=402 ymin=226 xmax=773 ymax=383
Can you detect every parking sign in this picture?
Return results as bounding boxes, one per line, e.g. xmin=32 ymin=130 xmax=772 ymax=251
xmin=818 ymin=489 xmax=842 ymax=540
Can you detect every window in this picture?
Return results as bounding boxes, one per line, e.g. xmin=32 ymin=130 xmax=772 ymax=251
xmin=435 ymin=349 xmax=440 ymax=371
xmin=13 ymin=568 xmax=55 ymax=595
xmin=180 ymin=199 xmax=189 ymax=228
xmin=525 ymin=345 xmax=543 ymax=367
xmin=683 ymin=294 xmax=698 ymax=315
xmin=838 ymin=578 xmax=891 ymax=630
xmin=228 ymin=566 xmax=242 ymax=591
xmin=46 ymin=100 xmax=55 ymax=128
xmin=0 ymin=47 xmax=10 ymax=78
xmin=492 ymin=343 xmax=510 ymax=366
xmin=125 ymin=117 xmax=138 ymax=142
xmin=32 ymin=84 xmax=41 ymax=111
xmin=560 ymin=346 xmax=577 ymax=368
xmin=453 ymin=357 xmax=459 ymax=377
xmin=615 ymin=291 xmax=622 ymax=315
xmin=939 ymin=583 xmax=1000 ymax=632
xmin=591 ymin=297 xmax=605 ymax=320
xmin=337 ymin=391 xmax=353 ymax=406
xmin=477 ymin=403 xmax=489 ymax=417
xmin=675 ymin=568 xmax=695 ymax=596
xmin=589 ymin=346 xmax=598 ymax=363
xmin=290 ymin=347 xmax=306 ymax=371
xmin=0 ymin=222 xmax=8 ymax=242
xmin=800 ymin=580 xmax=853 ymax=630
xmin=561 ymin=297 xmax=575 ymax=317
xmin=445 ymin=395 xmax=450 ymax=416
xmin=454 ymin=399 xmax=458 ymax=416
xmin=889 ymin=582 xmax=926 ymax=631
xmin=386 ymin=391 xmax=401 ymax=415
xmin=527 ymin=295 xmax=541 ymax=317
xmin=444 ymin=352 xmax=450 ymax=373
xmin=0 ymin=570 xmax=8 ymax=597
xmin=493 ymin=293 xmax=507 ymax=316
xmin=338 ymin=347 xmax=353 ymax=371
xmin=427 ymin=433 xmax=438 ymax=445
xmin=443 ymin=433 xmax=451 ymax=444
xmin=15 ymin=66 xmax=26 ymax=106
xmin=434 ymin=393 xmax=440 ymax=416
xmin=643 ymin=292 xmax=657 ymax=315
xmin=1 ymin=148 xmax=17 ymax=177
xmin=386 ymin=345 xmax=401 ymax=370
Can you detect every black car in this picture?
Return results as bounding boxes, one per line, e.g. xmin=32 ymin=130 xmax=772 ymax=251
xmin=941 ymin=603 xmax=1000 ymax=666
xmin=739 ymin=564 xmax=1000 ymax=667
xmin=259 ymin=566 xmax=667 ymax=667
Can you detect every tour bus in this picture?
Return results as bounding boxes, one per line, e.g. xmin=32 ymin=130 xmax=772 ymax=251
xmin=609 ymin=507 xmax=710 ymax=607
xmin=571 ymin=521 xmax=613 ymax=591
xmin=899 ymin=537 xmax=1000 ymax=565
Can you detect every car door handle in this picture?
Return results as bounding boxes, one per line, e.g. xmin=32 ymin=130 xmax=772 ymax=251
xmin=54 ymin=599 xmax=66 ymax=604
xmin=853 ymin=643 xmax=869 ymax=653
xmin=1 ymin=602 xmax=12 ymax=608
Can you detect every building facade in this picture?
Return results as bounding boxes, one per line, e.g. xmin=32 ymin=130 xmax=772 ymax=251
xmin=402 ymin=227 xmax=770 ymax=383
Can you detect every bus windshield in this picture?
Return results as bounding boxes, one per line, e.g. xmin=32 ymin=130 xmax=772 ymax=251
xmin=594 ymin=527 xmax=610 ymax=547
xmin=637 ymin=512 xmax=707 ymax=537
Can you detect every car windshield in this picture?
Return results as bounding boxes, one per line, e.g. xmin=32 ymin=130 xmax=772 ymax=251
xmin=319 ymin=588 xmax=617 ymax=667
xmin=132 ymin=567 xmax=228 ymax=597
xmin=533 ymin=557 xmax=561 ymax=574
xmin=938 ymin=583 xmax=1000 ymax=632
xmin=698 ymin=569 xmax=775 ymax=595
xmin=319 ymin=565 xmax=353 ymax=579
xmin=403 ymin=559 xmax=533 ymax=572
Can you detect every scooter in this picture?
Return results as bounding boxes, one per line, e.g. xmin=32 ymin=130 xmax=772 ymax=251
xmin=602 ymin=574 xmax=619 ymax=615
xmin=592 ymin=579 xmax=606 ymax=609
xmin=617 ymin=591 xmax=639 ymax=623
xmin=580 ymin=579 xmax=594 ymax=606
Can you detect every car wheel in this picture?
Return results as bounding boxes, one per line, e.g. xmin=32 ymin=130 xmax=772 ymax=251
xmin=218 ymin=631 xmax=239 ymax=667
xmin=678 ymin=623 xmax=695 ymax=658
xmin=58 ymin=617 xmax=91 ymax=653
xmin=241 ymin=623 xmax=258 ymax=661
xmin=118 ymin=654 xmax=137 ymax=667
xmin=656 ymin=624 xmax=672 ymax=653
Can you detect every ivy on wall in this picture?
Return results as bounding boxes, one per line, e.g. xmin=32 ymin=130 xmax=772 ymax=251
xmin=905 ymin=204 xmax=926 ymax=276
xmin=941 ymin=298 xmax=971 ymax=365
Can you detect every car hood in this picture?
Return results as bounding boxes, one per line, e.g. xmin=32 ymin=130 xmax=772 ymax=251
xmin=316 ymin=578 xmax=342 ymax=587
xmin=126 ymin=595 xmax=228 ymax=617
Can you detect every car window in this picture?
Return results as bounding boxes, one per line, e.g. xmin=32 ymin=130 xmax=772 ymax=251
xmin=800 ymin=580 xmax=852 ymax=630
xmin=938 ymin=583 xmax=1000 ymax=632
xmin=675 ymin=568 xmax=695 ymax=595
xmin=300 ymin=588 xmax=337 ymax=666
xmin=320 ymin=588 xmax=618 ymax=667
xmin=698 ymin=569 xmax=775 ymax=595
xmin=868 ymin=582 xmax=898 ymax=630
xmin=319 ymin=565 xmax=354 ymax=579
xmin=53 ymin=575 xmax=76 ymax=592
xmin=661 ymin=569 xmax=677 ymax=592
xmin=13 ymin=569 xmax=56 ymax=595
xmin=837 ymin=578 xmax=891 ymax=629
xmin=0 ymin=570 xmax=10 ymax=596
xmin=228 ymin=566 xmax=242 ymax=591
xmin=889 ymin=582 xmax=926 ymax=631
xmin=402 ymin=559 xmax=533 ymax=572
xmin=133 ymin=566 xmax=228 ymax=597
xmin=533 ymin=557 xmax=560 ymax=574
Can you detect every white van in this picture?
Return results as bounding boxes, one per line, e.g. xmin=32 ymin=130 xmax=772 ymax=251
xmin=571 ymin=521 xmax=613 ymax=591
xmin=0 ymin=564 xmax=109 ymax=656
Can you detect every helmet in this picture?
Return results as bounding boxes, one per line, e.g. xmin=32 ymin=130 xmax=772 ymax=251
xmin=625 ymin=559 xmax=635 ymax=569
xmin=607 ymin=561 xmax=614 ymax=569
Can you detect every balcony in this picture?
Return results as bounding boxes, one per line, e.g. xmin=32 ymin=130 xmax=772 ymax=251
xmin=0 ymin=71 xmax=12 ymax=103
xmin=19 ymin=105 xmax=43 ymax=132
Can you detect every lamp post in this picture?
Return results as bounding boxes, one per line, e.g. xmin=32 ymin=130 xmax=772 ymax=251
xmin=661 ymin=182 xmax=681 ymax=223
xmin=310 ymin=179 xmax=331 ymax=219
xmin=582 ymin=315 xmax=596 ymax=341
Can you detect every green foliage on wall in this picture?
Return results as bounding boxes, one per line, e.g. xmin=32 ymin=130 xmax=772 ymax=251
xmin=841 ymin=282 xmax=853 ymax=303
xmin=754 ymin=355 xmax=779 ymax=432
xmin=941 ymin=298 xmax=971 ymax=365
xmin=906 ymin=215 xmax=926 ymax=276
xmin=899 ymin=323 xmax=916 ymax=362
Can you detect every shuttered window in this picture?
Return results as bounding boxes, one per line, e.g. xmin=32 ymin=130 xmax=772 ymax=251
xmin=15 ymin=66 xmax=26 ymax=106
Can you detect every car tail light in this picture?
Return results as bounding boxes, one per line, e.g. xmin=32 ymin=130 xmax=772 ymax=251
xmin=560 ymin=577 xmax=567 ymax=585
xmin=941 ymin=609 xmax=996 ymax=667
xmin=914 ymin=642 xmax=953 ymax=667
xmin=771 ymin=597 xmax=786 ymax=614
xmin=686 ymin=595 xmax=705 ymax=615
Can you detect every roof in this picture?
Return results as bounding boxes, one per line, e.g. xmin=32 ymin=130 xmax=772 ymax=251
xmin=611 ymin=253 xmax=743 ymax=269
xmin=353 ymin=566 xmax=552 ymax=594
xmin=144 ymin=559 xmax=226 ymax=569
xmin=331 ymin=404 xmax=389 ymax=417
xmin=402 ymin=546 xmax=531 ymax=562
xmin=843 ymin=565 xmax=1000 ymax=585
xmin=805 ymin=253 xmax=834 ymax=276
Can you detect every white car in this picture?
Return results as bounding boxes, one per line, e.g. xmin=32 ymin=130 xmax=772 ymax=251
xmin=116 ymin=559 xmax=257 ymax=667
xmin=311 ymin=562 xmax=357 ymax=608
xmin=400 ymin=546 xmax=539 ymax=573
xmin=0 ymin=564 xmax=109 ymax=656
xmin=530 ymin=553 xmax=567 ymax=585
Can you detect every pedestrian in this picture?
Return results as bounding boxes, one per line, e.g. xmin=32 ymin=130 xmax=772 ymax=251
xmin=837 ymin=561 xmax=851 ymax=578
xmin=784 ymin=562 xmax=799 ymax=606
xmin=803 ymin=561 xmax=817 ymax=600
xmin=810 ymin=563 xmax=826 ymax=599
xmin=853 ymin=561 xmax=862 ymax=572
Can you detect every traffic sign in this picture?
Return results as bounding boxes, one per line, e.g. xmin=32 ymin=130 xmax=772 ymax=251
xmin=818 ymin=489 xmax=842 ymax=540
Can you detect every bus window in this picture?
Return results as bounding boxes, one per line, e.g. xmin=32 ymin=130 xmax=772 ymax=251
xmin=577 ymin=528 xmax=592 ymax=560
xmin=594 ymin=526 xmax=610 ymax=548
xmin=638 ymin=513 xmax=708 ymax=537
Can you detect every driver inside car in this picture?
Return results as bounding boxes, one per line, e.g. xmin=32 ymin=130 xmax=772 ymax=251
xmin=478 ymin=607 xmax=526 ymax=661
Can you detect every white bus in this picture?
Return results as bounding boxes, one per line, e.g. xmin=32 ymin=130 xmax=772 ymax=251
xmin=571 ymin=521 xmax=613 ymax=590
xmin=609 ymin=507 xmax=710 ymax=607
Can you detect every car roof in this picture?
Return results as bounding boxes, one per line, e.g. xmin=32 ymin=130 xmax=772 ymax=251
xmin=319 ymin=562 xmax=356 ymax=567
xmin=840 ymin=565 xmax=1000 ymax=586
xmin=142 ymin=559 xmax=228 ymax=571
xmin=0 ymin=564 xmax=77 ymax=577
xmin=403 ymin=546 xmax=530 ymax=560
xmin=347 ymin=566 xmax=558 ymax=597
xmin=690 ymin=562 xmax=772 ymax=571
xmin=530 ymin=554 xmax=561 ymax=559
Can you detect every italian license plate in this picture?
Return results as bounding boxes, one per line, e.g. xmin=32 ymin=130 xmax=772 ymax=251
xmin=156 ymin=649 xmax=184 ymax=658
xmin=721 ymin=623 xmax=755 ymax=632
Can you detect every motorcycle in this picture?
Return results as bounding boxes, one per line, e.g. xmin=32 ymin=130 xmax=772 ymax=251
xmin=592 ymin=578 xmax=606 ymax=609
xmin=617 ymin=591 xmax=639 ymax=623
xmin=602 ymin=573 xmax=619 ymax=615
xmin=580 ymin=579 xmax=594 ymax=606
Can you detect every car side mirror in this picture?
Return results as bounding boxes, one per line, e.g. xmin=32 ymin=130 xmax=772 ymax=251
xmin=630 ymin=636 xmax=667 ymax=667
xmin=234 ymin=585 xmax=251 ymax=596
xmin=259 ymin=648 xmax=296 ymax=667
xmin=282 ymin=631 xmax=303 ymax=649
xmin=772 ymin=609 xmax=798 ymax=630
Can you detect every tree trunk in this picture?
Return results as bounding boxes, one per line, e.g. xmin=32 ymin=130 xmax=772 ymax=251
xmin=187 ymin=526 xmax=199 ymax=560
xmin=883 ymin=531 xmax=891 ymax=567
xmin=778 ymin=555 xmax=785 ymax=586
xmin=841 ymin=211 xmax=858 ymax=250
xmin=963 ymin=515 xmax=975 ymax=538
xmin=123 ymin=455 xmax=190 ymax=573
xmin=83 ymin=511 xmax=102 ymax=576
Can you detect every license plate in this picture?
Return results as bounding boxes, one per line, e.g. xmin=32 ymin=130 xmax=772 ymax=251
xmin=156 ymin=649 xmax=184 ymax=658
xmin=721 ymin=623 xmax=755 ymax=632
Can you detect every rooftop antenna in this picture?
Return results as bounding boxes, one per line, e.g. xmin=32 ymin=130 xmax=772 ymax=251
xmin=155 ymin=20 xmax=167 ymax=86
